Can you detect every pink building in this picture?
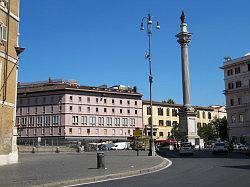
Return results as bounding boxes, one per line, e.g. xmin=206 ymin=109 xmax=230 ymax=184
xmin=16 ymin=79 xmax=143 ymax=143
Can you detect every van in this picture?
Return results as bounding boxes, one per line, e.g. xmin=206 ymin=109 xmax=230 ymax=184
xmin=111 ymin=142 xmax=129 ymax=150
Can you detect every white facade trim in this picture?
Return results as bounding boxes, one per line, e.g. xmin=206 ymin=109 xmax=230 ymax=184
xmin=0 ymin=6 xmax=20 ymax=22
xmin=0 ymin=51 xmax=18 ymax=64
xmin=0 ymin=100 xmax=15 ymax=107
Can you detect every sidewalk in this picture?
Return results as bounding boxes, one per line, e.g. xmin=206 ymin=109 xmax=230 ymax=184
xmin=0 ymin=150 xmax=168 ymax=187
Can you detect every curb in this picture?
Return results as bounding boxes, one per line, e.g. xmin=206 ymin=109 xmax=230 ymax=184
xmin=39 ymin=155 xmax=172 ymax=187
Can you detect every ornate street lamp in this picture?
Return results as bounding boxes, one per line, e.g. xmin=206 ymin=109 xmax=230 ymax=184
xmin=140 ymin=14 xmax=160 ymax=156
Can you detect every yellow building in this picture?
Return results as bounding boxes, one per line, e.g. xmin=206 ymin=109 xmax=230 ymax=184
xmin=0 ymin=0 xmax=22 ymax=166
xmin=143 ymin=100 xmax=226 ymax=140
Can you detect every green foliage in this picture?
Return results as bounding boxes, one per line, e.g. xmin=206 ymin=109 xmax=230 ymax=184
xmin=163 ymin=99 xmax=176 ymax=104
xmin=198 ymin=117 xmax=228 ymax=142
xmin=169 ymin=123 xmax=181 ymax=140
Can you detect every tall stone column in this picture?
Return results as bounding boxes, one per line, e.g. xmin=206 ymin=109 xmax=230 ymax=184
xmin=175 ymin=11 xmax=200 ymax=146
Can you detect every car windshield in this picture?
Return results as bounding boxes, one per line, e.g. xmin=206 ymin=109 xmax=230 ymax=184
xmin=215 ymin=143 xmax=225 ymax=146
xmin=181 ymin=143 xmax=191 ymax=147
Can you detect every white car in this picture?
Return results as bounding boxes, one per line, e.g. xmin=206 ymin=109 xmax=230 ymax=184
xmin=179 ymin=142 xmax=194 ymax=156
xmin=212 ymin=142 xmax=228 ymax=155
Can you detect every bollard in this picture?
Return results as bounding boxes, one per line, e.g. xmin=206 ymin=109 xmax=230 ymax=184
xmin=55 ymin=147 xmax=60 ymax=153
xmin=97 ymin=152 xmax=105 ymax=169
xmin=32 ymin=147 xmax=36 ymax=153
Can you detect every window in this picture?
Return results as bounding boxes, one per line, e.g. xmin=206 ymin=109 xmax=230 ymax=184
xmin=239 ymin=114 xmax=244 ymax=123
xmin=122 ymin=118 xmax=128 ymax=126
xmin=27 ymin=107 xmax=30 ymax=114
xmin=96 ymin=108 xmax=99 ymax=112
xmin=0 ymin=23 xmax=7 ymax=42
xmin=159 ymin=132 xmax=164 ymax=137
xmin=112 ymin=108 xmax=115 ymax=113
xmin=96 ymin=98 xmax=99 ymax=103
xmin=227 ymin=69 xmax=233 ymax=76
xmin=104 ymin=129 xmax=107 ymax=135
xmin=127 ymin=100 xmax=130 ymax=105
xmin=197 ymin=111 xmax=200 ymax=118
xmin=87 ymin=129 xmax=90 ymax=134
xmin=135 ymin=110 xmax=137 ymax=114
xmin=127 ymin=109 xmax=130 ymax=114
xmin=128 ymin=130 xmax=131 ymax=136
xmin=230 ymin=99 xmax=234 ymax=106
xmin=50 ymin=127 xmax=53 ymax=135
xmin=168 ymin=132 xmax=171 ymax=137
xmin=52 ymin=115 xmax=59 ymax=125
xmin=202 ymin=111 xmax=206 ymax=119
xmin=78 ymin=128 xmax=81 ymax=134
xmin=120 ymin=109 xmax=122 ymax=114
xmin=29 ymin=117 xmax=34 ymax=125
xmin=172 ymin=121 xmax=178 ymax=126
xmin=45 ymin=116 xmax=50 ymax=126
xmin=104 ymin=99 xmax=107 ymax=103
xmin=120 ymin=100 xmax=122 ymax=105
xmin=104 ymin=108 xmax=107 ymax=113
xmin=98 ymin=117 xmax=104 ymax=126
xmin=72 ymin=116 xmax=78 ymax=125
xmin=95 ymin=129 xmax=99 ymax=134
xmin=112 ymin=129 xmax=115 ymax=135
xmin=197 ymin=123 xmax=201 ymax=129
xmin=159 ymin=120 xmax=164 ymax=126
xmin=166 ymin=120 xmax=171 ymax=126
xmin=235 ymin=67 xmax=241 ymax=74
xmin=238 ymin=98 xmax=241 ymax=105
xmin=130 ymin=118 xmax=135 ymax=126
xmin=115 ymin=118 xmax=120 ymax=126
xmin=33 ymin=129 xmax=36 ymax=135
xmin=112 ymin=99 xmax=115 ymax=104
xmin=135 ymin=101 xmax=137 ymax=105
xmin=43 ymin=106 xmax=46 ymax=113
xmin=59 ymin=105 xmax=62 ymax=112
xmin=236 ymin=81 xmax=241 ymax=88
xmin=90 ymin=117 xmax=96 ymax=125
xmin=228 ymin=82 xmax=234 ymax=89
xmin=87 ymin=97 xmax=90 ymax=103
xmin=120 ymin=129 xmax=123 ymax=135
xmin=81 ymin=116 xmax=87 ymax=125
xmin=79 ymin=97 xmax=82 ymax=102
xmin=78 ymin=106 xmax=81 ymax=112
xmin=208 ymin=112 xmax=212 ymax=119
xmin=58 ymin=128 xmax=62 ymax=135
xmin=231 ymin=115 xmax=236 ymax=123
xmin=69 ymin=128 xmax=72 ymax=134
xmin=50 ymin=97 xmax=54 ymax=103
xmin=147 ymin=107 xmax=151 ymax=115
xmin=36 ymin=116 xmax=43 ymax=126
xmin=0 ymin=0 xmax=8 ymax=8
xmin=166 ymin=108 xmax=170 ymax=116
xmin=35 ymin=107 xmax=37 ymax=114
xmin=158 ymin=108 xmax=163 ymax=116
xmin=42 ymin=128 xmax=45 ymax=135
xmin=248 ymin=64 xmax=250 ymax=71
xmin=87 ymin=107 xmax=90 ymax=112
xmin=70 ymin=96 xmax=73 ymax=102
xmin=172 ymin=109 xmax=178 ymax=117
xmin=107 ymin=117 xmax=112 ymax=126
xmin=69 ymin=106 xmax=73 ymax=111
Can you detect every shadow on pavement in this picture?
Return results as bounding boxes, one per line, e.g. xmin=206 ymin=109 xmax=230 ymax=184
xmin=157 ymin=149 xmax=250 ymax=159
xmin=222 ymin=165 xmax=250 ymax=170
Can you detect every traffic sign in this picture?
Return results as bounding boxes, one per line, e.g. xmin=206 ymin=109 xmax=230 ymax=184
xmin=133 ymin=129 xmax=142 ymax=137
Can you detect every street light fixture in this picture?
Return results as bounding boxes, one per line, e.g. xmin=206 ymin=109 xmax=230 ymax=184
xmin=140 ymin=14 xmax=160 ymax=157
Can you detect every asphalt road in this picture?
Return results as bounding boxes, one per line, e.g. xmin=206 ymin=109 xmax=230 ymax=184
xmin=77 ymin=150 xmax=250 ymax=187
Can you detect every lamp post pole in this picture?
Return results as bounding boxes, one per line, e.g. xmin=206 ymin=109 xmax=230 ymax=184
xmin=140 ymin=14 xmax=160 ymax=156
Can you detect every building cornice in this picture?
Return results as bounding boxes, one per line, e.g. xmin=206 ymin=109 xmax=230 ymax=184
xmin=0 ymin=6 xmax=20 ymax=22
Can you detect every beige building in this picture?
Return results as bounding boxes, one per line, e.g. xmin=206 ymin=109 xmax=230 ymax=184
xmin=221 ymin=54 xmax=250 ymax=141
xmin=0 ymin=0 xmax=21 ymax=166
xmin=143 ymin=100 xmax=226 ymax=140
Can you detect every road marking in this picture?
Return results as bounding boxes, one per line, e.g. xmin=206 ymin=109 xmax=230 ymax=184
xmin=66 ymin=157 xmax=172 ymax=187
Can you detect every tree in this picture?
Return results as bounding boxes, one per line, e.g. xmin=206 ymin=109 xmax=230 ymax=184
xmin=169 ymin=123 xmax=181 ymax=140
xmin=198 ymin=117 xmax=228 ymax=142
xmin=162 ymin=98 xmax=176 ymax=104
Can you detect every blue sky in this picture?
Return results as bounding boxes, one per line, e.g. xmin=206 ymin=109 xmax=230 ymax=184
xmin=19 ymin=0 xmax=250 ymax=106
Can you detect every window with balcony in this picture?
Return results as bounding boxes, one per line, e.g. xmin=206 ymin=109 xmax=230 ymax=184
xmin=227 ymin=69 xmax=233 ymax=76
xmin=228 ymin=82 xmax=234 ymax=89
xmin=72 ymin=116 xmax=78 ymax=125
xmin=115 ymin=118 xmax=120 ymax=126
xmin=122 ymin=118 xmax=128 ymax=126
xmin=81 ymin=116 xmax=87 ymax=125
xmin=130 ymin=118 xmax=135 ymax=126
xmin=98 ymin=117 xmax=104 ymax=126
xmin=107 ymin=117 xmax=112 ymax=126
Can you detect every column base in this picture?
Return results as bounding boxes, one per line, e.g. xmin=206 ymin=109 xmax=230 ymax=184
xmin=0 ymin=151 xmax=18 ymax=166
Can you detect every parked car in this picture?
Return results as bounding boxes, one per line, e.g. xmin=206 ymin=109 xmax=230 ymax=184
xmin=179 ymin=142 xmax=194 ymax=156
xmin=212 ymin=142 xmax=228 ymax=155
xmin=242 ymin=142 xmax=250 ymax=155
xmin=205 ymin=141 xmax=215 ymax=149
xmin=234 ymin=143 xmax=244 ymax=150
xmin=99 ymin=143 xmax=114 ymax=151
xmin=110 ymin=142 xmax=129 ymax=150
